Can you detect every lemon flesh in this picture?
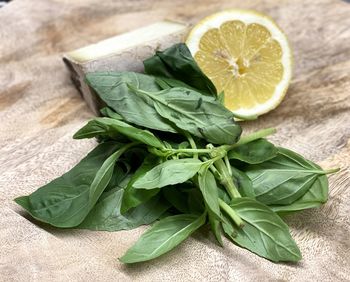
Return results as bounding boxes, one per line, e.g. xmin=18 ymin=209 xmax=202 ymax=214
xmin=186 ymin=10 xmax=292 ymax=117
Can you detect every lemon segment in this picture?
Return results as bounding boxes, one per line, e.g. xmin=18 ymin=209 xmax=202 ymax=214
xmin=186 ymin=10 xmax=292 ymax=117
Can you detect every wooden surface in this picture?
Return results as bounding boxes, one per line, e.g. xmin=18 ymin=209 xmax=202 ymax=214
xmin=0 ymin=0 xmax=349 ymax=281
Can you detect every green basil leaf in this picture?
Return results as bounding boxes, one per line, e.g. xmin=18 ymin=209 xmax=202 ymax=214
xmin=88 ymin=143 xmax=135 ymax=202
xmin=221 ymin=214 xmax=238 ymax=239
xmin=121 ymin=155 xmax=161 ymax=213
xmin=228 ymin=138 xmax=277 ymax=164
xmin=244 ymin=147 xmax=327 ymax=205
xmin=196 ymin=165 xmax=223 ymax=245
xmin=178 ymin=141 xmax=190 ymax=149
xmin=198 ymin=166 xmax=221 ymax=220
xmin=278 ymin=147 xmax=320 ymax=169
xmin=143 ymin=43 xmax=217 ymax=96
xmin=86 ymin=72 xmax=176 ymax=133
xmin=208 ymin=211 xmax=223 ymax=246
xmin=133 ymin=158 xmax=204 ymax=189
xmin=162 ymin=186 xmax=190 ymax=214
xmin=217 ymin=185 xmax=231 ymax=204
xmin=15 ymin=142 xmax=131 ymax=228
xmin=74 ymin=117 xmax=164 ymax=149
xmin=73 ymin=118 xmax=124 ymax=141
xmin=270 ymin=174 xmax=328 ymax=213
xmin=100 ymin=107 xmax=123 ymax=120
xmin=120 ymin=212 xmax=206 ymax=263
xmin=154 ymin=77 xmax=197 ymax=91
xmin=104 ymin=162 xmax=131 ymax=192
xmin=229 ymin=197 xmax=302 ymax=262
xmin=231 ymin=167 xmax=255 ymax=198
xmin=187 ymin=187 xmax=205 ymax=215
xmin=217 ymin=91 xmax=225 ymax=105
xmin=129 ymin=86 xmax=241 ymax=145
xmin=78 ymin=190 xmax=169 ymax=231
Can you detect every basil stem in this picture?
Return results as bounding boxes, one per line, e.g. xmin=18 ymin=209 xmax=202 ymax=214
xmin=214 ymin=158 xmax=241 ymax=199
xmin=201 ymin=157 xmax=221 ymax=179
xmin=185 ymin=132 xmax=198 ymax=159
xmin=163 ymin=148 xmax=212 ymax=155
xmin=223 ymin=127 xmax=277 ymax=152
xmin=324 ymin=168 xmax=340 ymax=174
xmin=224 ymin=155 xmax=232 ymax=176
xmin=219 ymin=199 xmax=244 ymax=228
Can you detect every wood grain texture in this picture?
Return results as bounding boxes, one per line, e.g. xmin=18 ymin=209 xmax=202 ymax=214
xmin=0 ymin=0 xmax=349 ymax=281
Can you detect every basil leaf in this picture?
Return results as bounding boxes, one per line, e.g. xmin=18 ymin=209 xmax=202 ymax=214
xmin=78 ymin=190 xmax=169 ymax=231
xmin=162 ymin=186 xmax=190 ymax=214
xmin=231 ymin=167 xmax=255 ymax=198
xmin=129 ymin=86 xmax=241 ymax=145
xmin=143 ymin=43 xmax=217 ymax=96
xmin=187 ymin=187 xmax=205 ymax=215
xmin=198 ymin=165 xmax=221 ymax=220
xmin=178 ymin=141 xmax=190 ymax=149
xmin=121 ymin=155 xmax=161 ymax=213
xmin=74 ymin=117 xmax=164 ymax=149
xmin=270 ymin=174 xmax=328 ymax=213
xmin=100 ymin=107 xmax=123 ymax=120
xmin=217 ymin=91 xmax=225 ymax=105
xmin=88 ymin=144 xmax=135 ymax=202
xmin=221 ymin=214 xmax=237 ymax=239
xmin=208 ymin=212 xmax=224 ymax=246
xmin=86 ymin=72 xmax=176 ymax=133
xmin=104 ymin=162 xmax=131 ymax=192
xmin=120 ymin=212 xmax=206 ymax=263
xmin=228 ymin=139 xmax=277 ymax=164
xmin=244 ymin=148 xmax=327 ymax=205
xmin=217 ymin=185 xmax=231 ymax=204
xmin=15 ymin=142 xmax=131 ymax=228
xmin=154 ymin=77 xmax=197 ymax=91
xmin=133 ymin=159 xmax=204 ymax=189
xmin=197 ymin=165 xmax=223 ymax=245
xmin=73 ymin=118 xmax=124 ymax=141
xmin=229 ymin=197 xmax=302 ymax=262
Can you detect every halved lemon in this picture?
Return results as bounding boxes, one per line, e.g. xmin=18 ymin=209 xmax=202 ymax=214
xmin=186 ymin=10 xmax=292 ymax=118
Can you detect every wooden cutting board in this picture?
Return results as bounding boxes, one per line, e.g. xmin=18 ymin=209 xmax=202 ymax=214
xmin=0 ymin=0 xmax=349 ymax=281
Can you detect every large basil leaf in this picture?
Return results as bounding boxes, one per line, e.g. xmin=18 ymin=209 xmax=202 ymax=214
xmin=197 ymin=165 xmax=223 ymax=244
xmin=270 ymin=174 xmax=328 ymax=213
xmin=120 ymin=212 xmax=206 ymax=263
xmin=231 ymin=166 xmax=255 ymax=198
xmin=162 ymin=186 xmax=190 ymax=214
xmin=15 ymin=142 xmax=132 ymax=228
xmin=78 ymin=190 xmax=169 ymax=231
xmin=187 ymin=188 xmax=205 ymax=215
xmin=133 ymin=158 xmax=204 ymax=189
xmin=217 ymin=185 xmax=231 ymax=205
xmin=244 ymin=147 xmax=327 ymax=205
xmin=104 ymin=162 xmax=131 ymax=192
xmin=143 ymin=43 xmax=217 ymax=96
xmin=73 ymin=117 xmax=164 ymax=149
xmin=121 ymin=155 xmax=161 ymax=213
xmin=154 ymin=77 xmax=196 ymax=92
xmin=198 ymin=165 xmax=221 ymax=220
xmin=129 ymin=86 xmax=241 ymax=145
xmin=228 ymin=139 xmax=277 ymax=164
xmin=86 ymin=72 xmax=176 ymax=133
xmin=229 ymin=197 xmax=302 ymax=262
xmin=100 ymin=107 xmax=123 ymax=120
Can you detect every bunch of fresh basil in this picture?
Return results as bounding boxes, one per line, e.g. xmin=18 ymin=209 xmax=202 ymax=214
xmin=15 ymin=43 xmax=338 ymax=264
